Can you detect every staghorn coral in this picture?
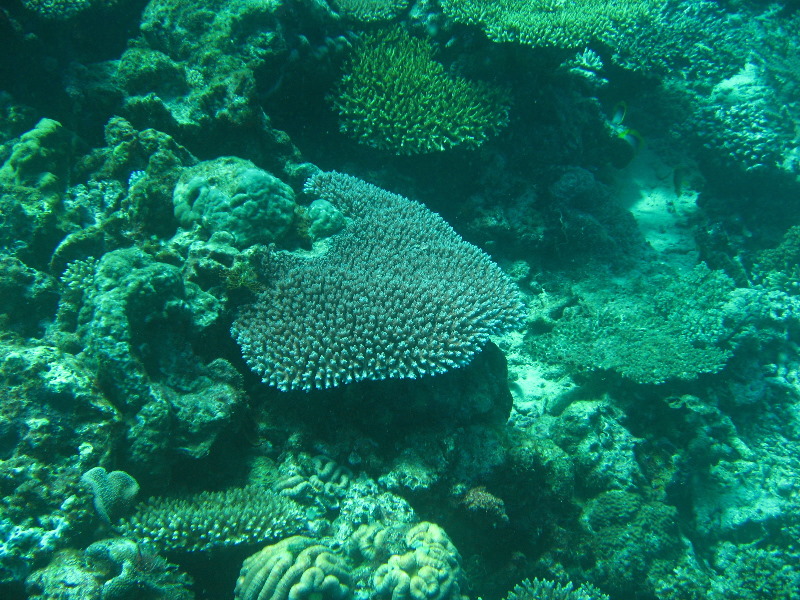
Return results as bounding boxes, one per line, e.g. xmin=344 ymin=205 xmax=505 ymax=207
xmin=439 ymin=0 xmax=657 ymax=50
xmin=504 ymin=578 xmax=609 ymax=600
xmin=373 ymin=522 xmax=467 ymax=600
xmin=331 ymin=28 xmax=510 ymax=155
xmin=115 ymin=487 xmax=305 ymax=553
xmin=235 ymin=536 xmax=351 ymax=600
xmin=232 ymin=171 xmax=524 ymax=392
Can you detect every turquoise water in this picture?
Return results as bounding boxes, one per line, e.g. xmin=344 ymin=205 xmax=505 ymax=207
xmin=1 ymin=0 xmax=799 ymax=599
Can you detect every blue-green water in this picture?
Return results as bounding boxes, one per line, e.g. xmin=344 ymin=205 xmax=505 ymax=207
xmin=1 ymin=0 xmax=799 ymax=599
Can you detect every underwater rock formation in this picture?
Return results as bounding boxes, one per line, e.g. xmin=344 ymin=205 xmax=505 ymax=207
xmin=26 ymin=539 xmax=194 ymax=600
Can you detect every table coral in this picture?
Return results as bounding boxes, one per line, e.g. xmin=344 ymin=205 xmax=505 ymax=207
xmin=439 ymin=0 xmax=657 ymax=50
xmin=232 ymin=171 xmax=524 ymax=391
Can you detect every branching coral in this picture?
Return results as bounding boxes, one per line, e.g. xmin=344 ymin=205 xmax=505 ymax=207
xmin=439 ymin=0 xmax=657 ymax=49
xmin=331 ymin=28 xmax=510 ymax=155
xmin=232 ymin=171 xmax=524 ymax=391
xmin=330 ymin=0 xmax=410 ymax=22
xmin=504 ymin=578 xmax=609 ymax=600
xmin=116 ymin=487 xmax=305 ymax=552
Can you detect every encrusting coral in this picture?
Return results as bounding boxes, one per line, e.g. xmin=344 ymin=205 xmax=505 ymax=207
xmin=232 ymin=171 xmax=525 ymax=391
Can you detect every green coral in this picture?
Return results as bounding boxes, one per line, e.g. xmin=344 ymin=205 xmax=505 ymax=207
xmin=439 ymin=0 xmax=657 ymax=49
xmin=373 ymin=522 xmax=467 ymax=600
xmin=529 ymin=264 xmax=741 ymax=384
xmin=116 ymin=486 xmax=305 ymax=553
xmin=21 ymin=0 xmax=92 ymax=19
xmin=80 ymin=467 xmax=140 ymax=523
xmin=505 ymin=578 xmax=609 ymax=600
xmin=331 ymin=28 xmax=510 ymax=155
xmin=330 ymin=0 xmax=410 ymax=22
xmin=235 ymin=536 xmax=351 ymax=600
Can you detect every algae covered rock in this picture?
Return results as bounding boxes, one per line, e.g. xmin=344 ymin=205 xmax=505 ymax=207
xmin=0 ymin=119 xmax=74 ymax=266
xmin=26 ymin=539 xmax=195 ymax=600
xmin=173 ymin=157 xmax=297 ymax=248
xmin=0 ymin=118 xmax=70 ymax=192
xmin=56 ymin=247 xmax=243 ymax=474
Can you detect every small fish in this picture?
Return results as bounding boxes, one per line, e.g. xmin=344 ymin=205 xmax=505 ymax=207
xmin=617 ymin=128 xmax=644 ymax=154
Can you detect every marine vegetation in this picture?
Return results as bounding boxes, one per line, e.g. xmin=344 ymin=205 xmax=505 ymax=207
xmin=1 ymin=0 xmax=800 ymax=599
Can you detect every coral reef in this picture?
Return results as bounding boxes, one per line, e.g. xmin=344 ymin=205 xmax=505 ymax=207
xmin=80 ymin=467 xmax=139 ymax=523
xmin=172 ymin=157 xmax=297 ymax=249
xmin=233 ymin=171 xmax=525 ymax=391
xmin=3 ymin=0 xmax=800 ymax=599
xmin=331 ymin=28 xmax=510 ymax=155
xmin=116 ymin=487 xmax=305 ymax=553
xmin=26 ymin=539 xmax=194 ymax=600
xmin=439 ymin=0 xmax=658 ymax=49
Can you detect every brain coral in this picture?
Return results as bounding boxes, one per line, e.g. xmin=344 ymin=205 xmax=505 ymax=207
xmin=373 ymin=522 xmax=467 ymax=600
xmin=331 ymin=28 xmax=510 ymax=155
xmin=235 ymin=536 xmax=351 ymax=600
xmin=439 ymin=0 xmax=657 ymax=49
xmin=232 ymin=171 xmax=524 ymax=392
xmin=173 ymin=157 xmax=296 ymax=249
